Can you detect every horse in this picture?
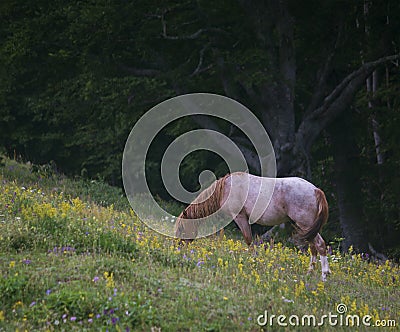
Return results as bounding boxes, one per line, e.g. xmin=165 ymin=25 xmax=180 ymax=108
xmin=175 ymin=172 xmax=331 ymax=281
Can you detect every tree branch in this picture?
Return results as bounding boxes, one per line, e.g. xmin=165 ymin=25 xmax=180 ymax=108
xmin=161 ymin=12 xmax=225 ymax=40
xmin=118 ymin=64 xmax=160 ymax=77
xmin=297 ymin=54 xmax=400 ymax=151
xmin=306 ymin=51 xmax=335 ymax=114
xmin=312 ymin=54 xmax=400 ymax=120
xmin=162 ymin=28 xmax=210 ymax=40
xmin=306 ymin=24 xmax=343 ymax=114
xmin=191 ymin=43 xmax=211 ymax=76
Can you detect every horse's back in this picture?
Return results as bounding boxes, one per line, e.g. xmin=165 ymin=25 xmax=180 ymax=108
xmin=257 ymin=176 xmax=317 ymax=225
xmin=275 ymin=177 xmax=317 ymax=201
xmin=223 ymin=173 xmax=319 ymax=226
xmin=223 ymin=173 xmax=283 ymax=225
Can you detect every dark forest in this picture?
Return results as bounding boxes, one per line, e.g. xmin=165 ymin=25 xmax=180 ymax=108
xmin=1 ymin=0 xmax=399 ymax=257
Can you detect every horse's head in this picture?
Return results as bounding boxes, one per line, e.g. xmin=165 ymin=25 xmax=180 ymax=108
xmin=174 ymin=210 xmax=197 ymax=243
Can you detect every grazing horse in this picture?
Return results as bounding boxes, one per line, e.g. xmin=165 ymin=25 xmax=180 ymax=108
xmin=175 ymin=172 xmax=331 ymax=281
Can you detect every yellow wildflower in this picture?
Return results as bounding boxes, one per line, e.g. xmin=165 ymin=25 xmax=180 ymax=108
xmin=13 ymin=301 xmax=23 ymax=309
xmin=104 ymin=272 xmax=115 ymax=288
xmin=218 ymin=258 xmax=223 ymax=267
xmin=350 ymin=299 xmax=357 ymax=313
xmin=295 ymin=281 xmax=305 ymax=298
xmin=316 ymin=282 xmax=324 ymax=292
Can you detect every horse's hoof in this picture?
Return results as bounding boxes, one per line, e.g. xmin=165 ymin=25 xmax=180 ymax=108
xmin=321 ymin=271 xmax=331 ymax=281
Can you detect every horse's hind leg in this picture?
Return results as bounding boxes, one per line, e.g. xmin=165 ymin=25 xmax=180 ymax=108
xmin=308 ymin=243 xmax=318 ymax=273
xmin=312 ymin=233 xmax=331 ymax=281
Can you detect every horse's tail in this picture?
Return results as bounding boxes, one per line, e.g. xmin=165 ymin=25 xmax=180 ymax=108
xmin=175 ymin=174 xmax=228 ymax=240
xmin=300 ymin=188 xmax=329 ymax=243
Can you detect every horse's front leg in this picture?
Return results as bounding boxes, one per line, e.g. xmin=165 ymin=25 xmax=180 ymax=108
xmin=308 ymin=243 xmax=318 ymax=273
xmin=312 ymin=233 xmax=331 ymax=281
xmin=234 ymin=211 xmax=252 ymax=245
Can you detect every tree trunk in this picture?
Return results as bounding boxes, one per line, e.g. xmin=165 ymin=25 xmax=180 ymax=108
xmin=367 ymin=70 xmax=384 ymax=166
xmin=216 ymin=0 xmax=399 ymax=179
xmin=329 ymin=113 xmax=369 ymax=252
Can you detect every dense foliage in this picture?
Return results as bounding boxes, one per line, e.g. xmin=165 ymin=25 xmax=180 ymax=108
xmin=0 ymin=1 xmax=399 ymax=254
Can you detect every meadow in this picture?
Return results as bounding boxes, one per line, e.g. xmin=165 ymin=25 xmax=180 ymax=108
xmin=0 ymin=157 xmax=398 ymax=331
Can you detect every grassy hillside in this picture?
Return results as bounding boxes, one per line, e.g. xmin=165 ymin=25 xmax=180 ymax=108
xmin=0 ymin=158 xmax=398 ymax=331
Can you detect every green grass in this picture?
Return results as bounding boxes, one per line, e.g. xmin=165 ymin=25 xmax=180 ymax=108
xmin=0 ymin=157 xmax=399 ymax=331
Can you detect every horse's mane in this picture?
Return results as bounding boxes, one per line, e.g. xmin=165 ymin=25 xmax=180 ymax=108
xmin=181 ymin=173 xmax=229 ymax=220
